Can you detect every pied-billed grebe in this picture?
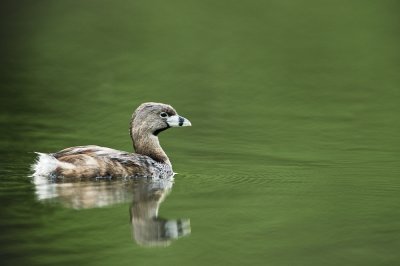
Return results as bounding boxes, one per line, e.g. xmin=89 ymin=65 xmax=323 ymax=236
xmin=32 ymin=102 xmax=191 ymax=179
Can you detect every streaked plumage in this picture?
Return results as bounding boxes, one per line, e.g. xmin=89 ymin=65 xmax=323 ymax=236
xmin=32 ymin=102 xmax=191 ymax=179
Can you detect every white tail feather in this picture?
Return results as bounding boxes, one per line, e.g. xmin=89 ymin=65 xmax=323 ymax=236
xmin=32 ymin=152 xmax=75 ymax=177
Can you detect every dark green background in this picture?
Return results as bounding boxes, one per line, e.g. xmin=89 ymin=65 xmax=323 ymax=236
xmin=1 ymin=1 xmax=399 ymax=265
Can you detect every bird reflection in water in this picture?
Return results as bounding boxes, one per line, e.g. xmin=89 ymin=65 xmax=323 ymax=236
xmin=33 ymin=175 xmax=191 ymax=247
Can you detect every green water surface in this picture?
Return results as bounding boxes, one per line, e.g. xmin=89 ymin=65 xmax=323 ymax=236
xmin=1 ymin=1 xmax=399 ymax=265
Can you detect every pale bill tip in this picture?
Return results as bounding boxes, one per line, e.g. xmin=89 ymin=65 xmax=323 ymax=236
xmin=182 ymin=119 xmax=192 ymax=127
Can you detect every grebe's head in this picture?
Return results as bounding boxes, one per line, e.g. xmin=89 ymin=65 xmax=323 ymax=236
xmin=130 ymin=102 xmax=191 ymax=137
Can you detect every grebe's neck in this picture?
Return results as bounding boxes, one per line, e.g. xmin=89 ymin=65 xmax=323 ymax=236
xmin=132 ymin=129 xmax=170 ymax=165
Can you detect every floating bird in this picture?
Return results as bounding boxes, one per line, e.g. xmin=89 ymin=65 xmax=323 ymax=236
xmin=32 ymin=102 xmax=191 ymax=179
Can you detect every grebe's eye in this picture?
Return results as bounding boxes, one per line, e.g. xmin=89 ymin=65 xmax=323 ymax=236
xmin=160 ymin=112 xmax=168 ymax=118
